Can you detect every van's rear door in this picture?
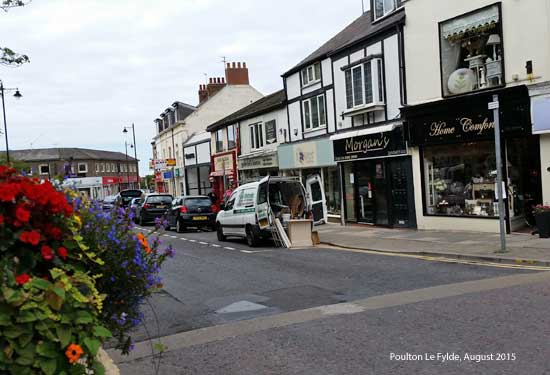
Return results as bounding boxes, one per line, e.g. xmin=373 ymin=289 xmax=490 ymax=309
xmin=257 ymin=180 xmax=270 ymax=230
xmin=305 ymin=174 xmax=327 ymax=225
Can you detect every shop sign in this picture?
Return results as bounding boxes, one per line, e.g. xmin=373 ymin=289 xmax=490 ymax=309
xmin=102 ymin=176 xmax=119 ymax=185
xmin=153 ymin=159 xmax=167 ymax=170
xmin=155 ymin=172 xmax=162 ymax=182
xmin=238 ymin=154 xmax=278 ymax=170
xmin=333 ymin=127 xmax=407 ymax=162
xmin=294 ymin=142 xmax=317 ymax=167
xmin=214 ymin=153 xmax=234 ymax=172
xmin=174 ymin=168 xmax=183 ymax=178
xmin=166 ymin=158 xmax=177 ymax=167
xmin=424 ymin=116 xmax=495 ymax=143
xmin=162 ymin=170 xmax=173 ymax=179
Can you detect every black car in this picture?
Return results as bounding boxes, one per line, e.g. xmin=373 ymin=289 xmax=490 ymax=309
xmin=135 ymin=193 xmax=173 ymax=225
xmin=166 ymin=196 xmax=218 ymax=232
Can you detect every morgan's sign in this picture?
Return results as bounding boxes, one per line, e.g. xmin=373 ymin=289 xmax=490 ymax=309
xmin=333 ymin=126 xmax=407 ymax=162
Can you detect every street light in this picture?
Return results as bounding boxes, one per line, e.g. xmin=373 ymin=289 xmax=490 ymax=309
xmin=0 ymin=80 xmax=22 ymax=164
xmin=123 ymin=123 xmax=139 ymax=187
xmin=124 ymin=141 xmax=132 ymax=189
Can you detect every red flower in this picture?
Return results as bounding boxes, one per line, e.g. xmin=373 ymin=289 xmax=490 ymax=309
xmin=41 ymin=245 xmax=54 ymax=261
xmin=0 ymin=183 xmax=17 ymax=201
xmin=57 ymin=247 xmax=68 ymax=260
xmin=15 ymin=206 xmax=31 ymax=223
xmin=47 ymin=226 xmax=63 ymax=241
xmin=19 ymin=230 xmax=41 ymax=246
xmin=15 ymin=274 xmax=31 ymax=285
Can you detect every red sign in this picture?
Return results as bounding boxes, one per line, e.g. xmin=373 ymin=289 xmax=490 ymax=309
xmin=102 ymin=176 xmax=119 ymax=185
xmin=155 ymin=172 xmax=162 ymax=183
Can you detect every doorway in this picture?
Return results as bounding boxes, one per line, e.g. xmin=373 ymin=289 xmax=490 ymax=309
xmin=355 ymin=161 xmax=389 ymax=225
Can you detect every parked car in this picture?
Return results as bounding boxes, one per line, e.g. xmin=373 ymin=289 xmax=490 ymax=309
xmin=102 ymin=195 xmax=117 ymax=211
xmin=115 ymin=189 xmax=144 ymax=208
xmin=215 ymin=176 xmax=313 ymax=247
xmin=165 ymin=196 xmax=218 ymax=232
xmin=135 ymin=193 xmax=173 ymax=225
xmin=129 ymin=197 xmax=142 ymax=216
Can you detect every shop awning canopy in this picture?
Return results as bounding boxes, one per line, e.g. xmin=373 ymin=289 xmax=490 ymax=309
xmin=329 ymin=122 xmax=399 ymax=141
xmin=441 ymin=4 xmax=499 ymax=40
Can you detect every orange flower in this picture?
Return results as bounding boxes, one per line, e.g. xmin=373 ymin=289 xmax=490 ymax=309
xmin=65 ymin=343 xmax=84 ymax=364
xmin=136 ymin=233 xmax=151 ymax=253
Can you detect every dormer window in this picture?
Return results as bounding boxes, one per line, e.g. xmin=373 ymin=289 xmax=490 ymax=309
xmin=373 ymin=0 xmax=401 ymax=21
xmin=301 ymin=62 xmax=321 ymax=87
xmin=344 ymin=58 xmax=385 ymax=113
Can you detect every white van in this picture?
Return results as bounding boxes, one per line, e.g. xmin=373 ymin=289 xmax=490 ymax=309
xmin=215 ymin=175 xmax=326 ymax=247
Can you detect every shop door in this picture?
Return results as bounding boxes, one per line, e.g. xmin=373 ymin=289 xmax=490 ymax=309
xmin=388 ymin=158 xmax=416 ymax=228
xmin=355 ymin=161 xmax=389 ymax=225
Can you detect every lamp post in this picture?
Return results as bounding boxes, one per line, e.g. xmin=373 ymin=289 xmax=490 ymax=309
xmin=124 ymin=141 xmax=132 ymax=190
xmin=123 ymin=123 xmax=139 ymax=188
xmin=0 ymin=80 xmax=22 ymax=163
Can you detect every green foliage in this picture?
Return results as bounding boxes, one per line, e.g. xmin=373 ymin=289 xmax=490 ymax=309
xmin=1 ymin=1 xmax=31 ymax=66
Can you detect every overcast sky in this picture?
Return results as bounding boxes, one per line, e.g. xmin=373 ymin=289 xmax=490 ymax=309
xmin=1 ymin=0 xmax=369 ymax=175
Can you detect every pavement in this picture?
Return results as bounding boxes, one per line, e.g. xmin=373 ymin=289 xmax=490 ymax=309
xmin=317 ymin=223 xmax=550 ymax=267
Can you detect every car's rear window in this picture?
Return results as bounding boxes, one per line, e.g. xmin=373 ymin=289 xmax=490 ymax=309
xmin=146 ymin=196 xmax=173 ymax=204
xmin=184 ymin=198 xmax=212 ymax=208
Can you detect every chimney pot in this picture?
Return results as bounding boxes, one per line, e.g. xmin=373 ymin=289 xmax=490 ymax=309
xmin=232 ymin=62 xmax=236 ymax=68
xmin=237 ymin=62 xmax=241 ymax=68
xmin=209 ymin=78 xmax=213 ymax=84
xmin=243 ymin=62 xmax=247 ymax=68
xmin=227 ymin=63 xmax=230 ymax=68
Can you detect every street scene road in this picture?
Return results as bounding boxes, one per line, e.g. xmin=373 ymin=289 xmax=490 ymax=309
xmin=111 ymin=225 xmax=549 ymax=375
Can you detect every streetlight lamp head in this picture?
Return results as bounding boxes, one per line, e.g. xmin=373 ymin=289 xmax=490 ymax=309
xmin=123 ymin=128 xmax=128 ymax=134
xmin=13 ymin=90 xmax=22 ymax=99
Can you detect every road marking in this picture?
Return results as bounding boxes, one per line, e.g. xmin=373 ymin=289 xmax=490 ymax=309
xmin=170 ymin=236 xmax=177 ymax=239
xmin=180 ymin=238 xmax=187 ymax=241
xmin=240 ymin=249 xmax=273 ymax=254
xmin=109 ymin=270 xmax=550 ymax=363
xmin=199 ymin=241 xmax=208 ymax=245
xmin=188 ymin=239 xmax=196 ymax=243
xmin=211 ymin=244 xmax=221 ymax=248
xmin=224 ymin=246 xmax=236 ymax=251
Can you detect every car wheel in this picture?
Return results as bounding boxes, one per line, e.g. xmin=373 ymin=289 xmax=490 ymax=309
xmin=176 ymin=219 xmax=185 ymax=233
xmin=216 ymin=223 xmax=226 ymax=241
xmin=245 ymin=225 xmax=259 ymax=247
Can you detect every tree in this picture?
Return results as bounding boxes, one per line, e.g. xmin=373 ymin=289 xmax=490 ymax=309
xmin=1 ymin=0 xmax=31 ymax=66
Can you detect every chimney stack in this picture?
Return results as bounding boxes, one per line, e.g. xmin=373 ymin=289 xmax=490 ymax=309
xmin=225 ymin=61 xmax=249 ymax=85
xmin=198 ymin=84 xmax=209 ymax=104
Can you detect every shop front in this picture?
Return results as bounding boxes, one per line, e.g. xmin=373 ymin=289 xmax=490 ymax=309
xmin=331 ymin=123 xmax=416 ymax=228
xmin=403 ymin=85 xmax=541 ymax=233
xmin=238 ymin=151 xmax=279 ymax=184
xmin=277 ymin=137 xmax=340 ymax=222
xmin=210 ymin=150 xmax=238 ymax=204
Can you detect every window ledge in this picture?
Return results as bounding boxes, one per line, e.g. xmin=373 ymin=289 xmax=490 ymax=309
xmin=343 ymin=103 xmax=385 ymax=117
xmin=302 ymin=79 xmax=321 ymax=89
xmin=303 ymin=126 xmax=327 ymax=134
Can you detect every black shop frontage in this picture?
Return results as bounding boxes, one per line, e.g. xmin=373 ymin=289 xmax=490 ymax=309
xmin=402 ymin=85 xmax=541 ymax=233
xmin=331 ymin=123 xmax=417 ymax=228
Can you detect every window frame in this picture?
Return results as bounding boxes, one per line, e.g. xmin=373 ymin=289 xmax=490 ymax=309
xmin=39 ymin=164 xmax=50 ymax=175
xmin=301 ymin=62 xmax=322 ymax=87
xmin=215 ymin=129 xmax=224 ymax=153
xmin=303 ymin=95 xmax=327 ymax=131
xmin=249 ymin=122 xmax=264 ymax=150
xmin=78 ymin=163 xmax=88 ymax=173
xmin=372 ymin=0 xmax=401 ymax=21
xmin=343 ymin=58 xmax=385 ymax=111
xmin=227 ymin=124 xmax=236 ymax=150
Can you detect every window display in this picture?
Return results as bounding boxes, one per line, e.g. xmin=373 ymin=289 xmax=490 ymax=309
xmin=423 ymin=142 xmax=497 ymax=217
xmin=440 ymin=4 xmax=503 ymax=96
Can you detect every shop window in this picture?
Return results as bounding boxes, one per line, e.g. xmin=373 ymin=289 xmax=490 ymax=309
xmin=440 ymin=4 xmax=503 ymax=97
xmin=303 ymin=95 xmax=326 ymax=130
xmin=373 ymin=0 xmax=401 ymax=21
xmin=344 ymin=59 xmax=384 ymax=111
xmin=423 ymin=141 xmax=498 ymax=217
xmin=227 ymin=124 xmax=236 ymax=150
xmin=324 ymin=166 xmax=341 ymax=216
xmin=249 ymin=123 xmax=264 ymax=150
xmin=78 ymin=163 xmax=87 ymax=173
xmin=215 ymin=129 xmax=224 ymax=153
xmin=301 ymin=62 xmax=321 ymax=86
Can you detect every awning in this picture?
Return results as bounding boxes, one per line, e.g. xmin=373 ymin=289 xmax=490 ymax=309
xmin=209 ymin=170 xmax=234 ymax=177
xmin=441 ymin=4 xmax=499 ymax=40
xmin=329 ymin=123 xmax=399 ymax=141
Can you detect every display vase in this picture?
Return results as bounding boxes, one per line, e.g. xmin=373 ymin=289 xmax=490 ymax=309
xmin=535 ymin=211 xmax=550 ymax=238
